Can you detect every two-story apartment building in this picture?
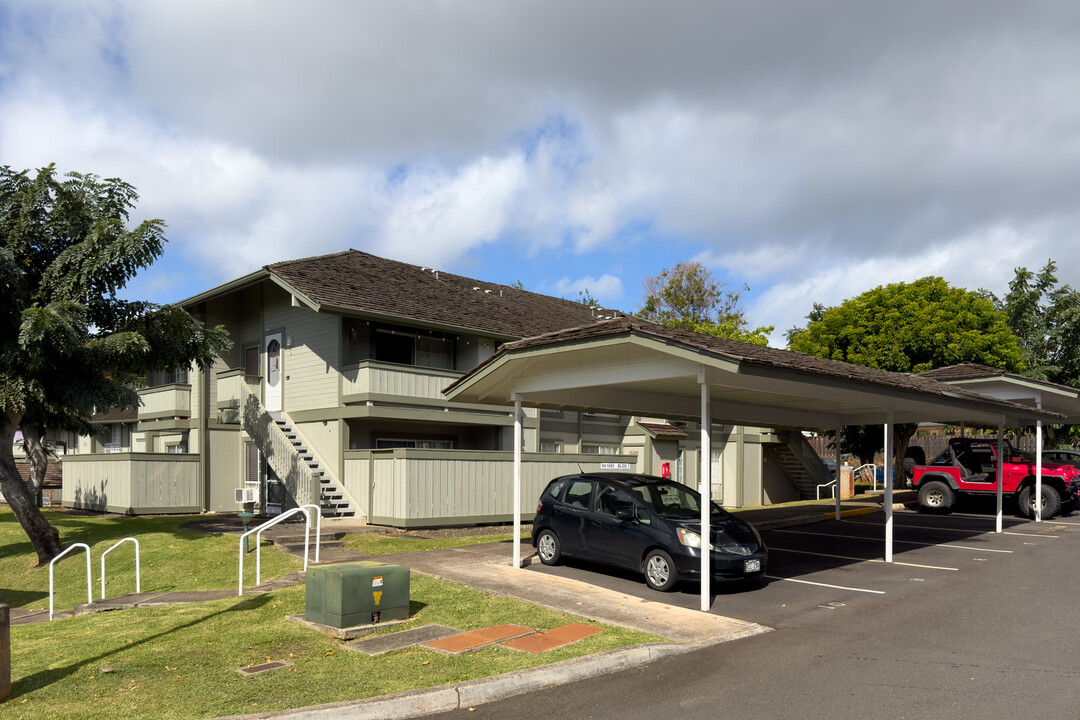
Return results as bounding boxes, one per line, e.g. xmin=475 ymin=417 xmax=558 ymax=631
xmin=60 ymin=250 xmax=823 ymax=525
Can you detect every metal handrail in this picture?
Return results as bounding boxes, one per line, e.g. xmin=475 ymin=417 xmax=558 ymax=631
xmin=238 ymin=507 xmax=312 ymax=595
xmin=49 ymin=543 xmax=92 ymax=621
xmin=100 ymin=537 xmax=141 ymax=599
xmin=816 ymin=479 xmax=836 ymax=500
xmin=852 ymin=463 xmax=879 ymax=490
xmin=299 ymin=504 xmax=323 ymax=564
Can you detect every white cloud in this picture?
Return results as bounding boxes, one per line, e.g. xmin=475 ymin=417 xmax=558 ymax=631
xmin=542 ymin=275 xmax=625 ymax=305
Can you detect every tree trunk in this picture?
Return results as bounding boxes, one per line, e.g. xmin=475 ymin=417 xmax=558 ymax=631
xmin=0 ymin=413 xmax=62 ymax=564
xmin=892 ymin=423 xmax=918 ymax=490
xmin=21 ymin=420 xmax=47 ymax=506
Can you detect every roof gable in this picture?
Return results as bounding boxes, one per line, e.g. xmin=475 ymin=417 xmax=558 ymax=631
xmin=266 ymin=250 xmax=609 ymax=339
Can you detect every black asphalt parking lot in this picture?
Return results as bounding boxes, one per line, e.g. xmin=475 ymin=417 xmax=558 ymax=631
xmin=439 ymin=507 xmax=1080 ymax=719
xmin=524 ymin=506 xmax=1072 ymax=629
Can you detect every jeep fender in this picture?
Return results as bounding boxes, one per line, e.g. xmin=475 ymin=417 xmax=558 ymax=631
xmin=916 ymin=473 xmax=959 ymax=492
xmin=1018 ymin=475 xmax=1069 ymax=498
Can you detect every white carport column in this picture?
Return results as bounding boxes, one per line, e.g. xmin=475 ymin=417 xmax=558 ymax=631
xmin=834 ymin=425 xmax=843 ymax=521
xmin=883 ymin=410 xmax=894 ymax=563
xmin=699 ymin=374 xmax=712 ymax=613
xmin=513 ymin=393 xmax=522 ymax=569
xmin=1035 ymin=395 xmax=1043 ymax=523
xmin=996 ymin=422 xmax=1004 ymax=534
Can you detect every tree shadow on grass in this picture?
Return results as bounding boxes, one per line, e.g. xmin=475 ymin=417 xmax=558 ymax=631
xmin=11 ymin=593 xmax=273 ymax=697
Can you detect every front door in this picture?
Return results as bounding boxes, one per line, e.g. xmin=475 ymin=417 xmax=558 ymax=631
xmin=264 ymin=333 xmax=282 ymax=412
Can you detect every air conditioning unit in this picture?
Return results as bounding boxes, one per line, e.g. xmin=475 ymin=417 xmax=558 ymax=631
xmin=235 ymin=487 xmax=258 ymax=504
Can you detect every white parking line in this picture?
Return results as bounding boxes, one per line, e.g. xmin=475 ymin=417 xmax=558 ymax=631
xmin=842 ymin=518 xmax=1058 ymax=538
xmin=764 ymin=575 xmax=886 ymax=594
xmin=773 ymin=528 xmax=1014 ymax=553
xmin=771 ymin=546 xmax=958 ymax=571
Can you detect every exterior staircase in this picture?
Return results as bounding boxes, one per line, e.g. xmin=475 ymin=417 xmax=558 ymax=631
xmin=272 ymin=414 xmax=357 ymax=518
xmin=764 ymin=431 xmax=834 ymax=501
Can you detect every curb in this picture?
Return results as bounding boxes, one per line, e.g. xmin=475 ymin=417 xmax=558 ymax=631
xmin=211 ymin=633 xmax=764 ymax=720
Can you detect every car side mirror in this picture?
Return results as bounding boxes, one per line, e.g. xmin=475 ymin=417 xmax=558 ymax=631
xmin=615 ymin=507 xmax=635 ymax=522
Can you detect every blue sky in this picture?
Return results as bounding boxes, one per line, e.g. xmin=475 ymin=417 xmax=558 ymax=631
xmin=4 ymin=1 xmax=1080 ymax=345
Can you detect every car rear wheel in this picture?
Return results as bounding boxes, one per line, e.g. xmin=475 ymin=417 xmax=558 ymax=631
xmin=643 ymin=549 xmax=678 ymax=592
xmin=918 ymin=480 xmax=955 ymax=513
xmin=1018 ymin=484 xmax=1061 ymax=519
xmin=536 ymin=529 xmax=562 ymax=565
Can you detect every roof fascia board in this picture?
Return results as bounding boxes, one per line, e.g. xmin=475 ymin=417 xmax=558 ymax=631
xmin=511 ymin=355 xmax=703 ymax=395
xmin=177 ymin=269 xmax=270 ymax=308
xmin=940 ymin=375 xmax=1079 ymax=399
xmin=267 ymin=275 xmax=321 ymax=311
xmin=317 ymin=302 xmax=520 ymax=341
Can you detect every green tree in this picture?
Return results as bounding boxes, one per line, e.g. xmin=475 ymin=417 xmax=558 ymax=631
xmin=638 ymin=261 xmax=773 ymax=345
xmin=0 ymin=165 xmax=231 ymax=563
xmin=983 ymin=260 xmax=1080 ymax=446
xmin=789 ymin=276 xmax=1026 ymax=485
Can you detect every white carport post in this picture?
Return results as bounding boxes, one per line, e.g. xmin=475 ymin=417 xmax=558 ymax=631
xmin=834 ymin=425 xmax=843 ymax=521
xmin=883 ymin=410 xmax=894 ymax=563
xmin=699 ymin=371 xmax=712 ymax=612
xmin=512 ymin=392 xmax=522 ymax=569
xmin=996 ymin=422 xmax=1004 ymax=534
xmin=1035 ymin=394 xmax=1043 ymax=522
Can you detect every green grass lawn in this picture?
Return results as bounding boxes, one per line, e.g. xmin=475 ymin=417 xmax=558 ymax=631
xmin=0 ymin=508 xmax=301 ymax=611
xmin=0 ymin=509 xmax=663 ymax=719
xmin=343 ymin=530 xmax=531 ymax=555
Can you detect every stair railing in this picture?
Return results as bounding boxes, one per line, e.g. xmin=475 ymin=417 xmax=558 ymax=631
xmin=238 ymin=506 xmax=317 ymax=595
xmin=100 ymin=537 xmax=141 ymax=599
xmin=49 ymin=543 xmax=92 ymax=621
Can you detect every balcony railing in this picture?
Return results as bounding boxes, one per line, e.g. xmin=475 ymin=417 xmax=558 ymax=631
xmin=138 ymin=384 xmax=191 ymax=420
xmin=342 ymin=360 xmax=462 ymax=402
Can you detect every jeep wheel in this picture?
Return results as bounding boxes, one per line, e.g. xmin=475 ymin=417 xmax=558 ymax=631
xmin=918 ymin=480 xmax=955 ymax=513
xmin=1018 ymin=484 xmax=1062 ymax=520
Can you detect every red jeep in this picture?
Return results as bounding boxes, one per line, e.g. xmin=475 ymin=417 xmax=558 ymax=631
xmin=912 ymin=437 xmax=1080 ymax=518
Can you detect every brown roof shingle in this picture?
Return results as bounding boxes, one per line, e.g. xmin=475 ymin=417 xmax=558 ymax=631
xmin=267 ymin=250 xmax=612 ymax=339
xmin=494 ymin=316 xmax=1058 ymax=414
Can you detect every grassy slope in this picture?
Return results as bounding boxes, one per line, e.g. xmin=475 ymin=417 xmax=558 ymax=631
xmin=0 ymin=509 xmax=662 ymax=719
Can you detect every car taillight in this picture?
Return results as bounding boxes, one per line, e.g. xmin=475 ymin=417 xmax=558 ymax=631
xmin=536 ymin=502 xmax=543 ymax=512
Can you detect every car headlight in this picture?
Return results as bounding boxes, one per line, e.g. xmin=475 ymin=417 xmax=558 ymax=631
xmin=676 ymin=527 xmax=713 ymax=550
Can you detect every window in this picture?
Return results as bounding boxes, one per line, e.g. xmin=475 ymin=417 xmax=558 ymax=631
xmin=376 ymin=438 xmax=454 ymax=449
xmin=595 ymin=484 xmax=636 ymax=516
xmin=244 ymin=346 xmax=260 ymax=377
xmin=582 ymin=443 xmax=620 ymax=455
xmin=564 ymin=480 xmax=593 ymax=509
xmin=372 ymin=327 xmax=455 ymax=369
xmin=166 ymin=443 xmax=187 ymax=454
xmin=539 ymin=441 xmax=563 ymax=453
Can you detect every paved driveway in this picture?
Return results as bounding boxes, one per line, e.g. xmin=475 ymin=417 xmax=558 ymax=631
xmin=522 ymin=507 xmax=1066 ymax=629
xmin=428 ymin=508 xmax=1080 ymax=719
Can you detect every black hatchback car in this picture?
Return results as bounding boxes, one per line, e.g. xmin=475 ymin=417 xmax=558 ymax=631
xmin=532 ymin=472 xmax=767 ymax=591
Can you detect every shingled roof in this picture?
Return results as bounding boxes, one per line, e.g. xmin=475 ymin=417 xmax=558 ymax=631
xmin=489 ymin=316 xmax=1058 ymax=414
xmin=918 ymin=363 xmax=1007 ymax=381
xmin=264 ymin=250 xmax=612 ymax=339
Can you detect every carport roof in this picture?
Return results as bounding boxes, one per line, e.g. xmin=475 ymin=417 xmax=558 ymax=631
xmin=445 ymin=317 xmax=1062 ymax=429
xmin=920 ymin=363 xmax=1080 ymax=423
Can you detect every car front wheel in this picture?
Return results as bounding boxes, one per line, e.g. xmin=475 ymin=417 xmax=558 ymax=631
xmin=643 ymin=549 xmax=679 ymax=592
xmin=1018 ymin=484 xmax=1062 ymax=519
xmin=918 ymin=480 xmax=955 ymax=513
xmin=536 ymin=529 xmax=562 ymax=565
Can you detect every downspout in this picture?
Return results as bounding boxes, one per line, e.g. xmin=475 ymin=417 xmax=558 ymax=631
xmin=200 ymin=364 xmax=210 ymax=512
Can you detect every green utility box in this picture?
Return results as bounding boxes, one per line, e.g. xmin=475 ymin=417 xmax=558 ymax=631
xmin=305 ymin=561 xmax=410 ymax=628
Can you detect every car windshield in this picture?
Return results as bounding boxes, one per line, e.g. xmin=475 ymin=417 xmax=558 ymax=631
xmin=628 ymin=481 xmax=726 ymax=519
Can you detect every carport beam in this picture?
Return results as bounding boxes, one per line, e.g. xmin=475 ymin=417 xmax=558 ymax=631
xmin=700 ymin=377 xmax=712 ymax=612
xmin=1035 ymin=395 xmax=1043 ymax=522
xmin=834 ymin=425 xmax=843 ymax=521
xmin=884 ymin=411 xmax=893 ymax=563
xmin=996 ymin=423 xmax=1004 ymax=534
xmin=513 ymin=394 xmax=522 ymax=569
